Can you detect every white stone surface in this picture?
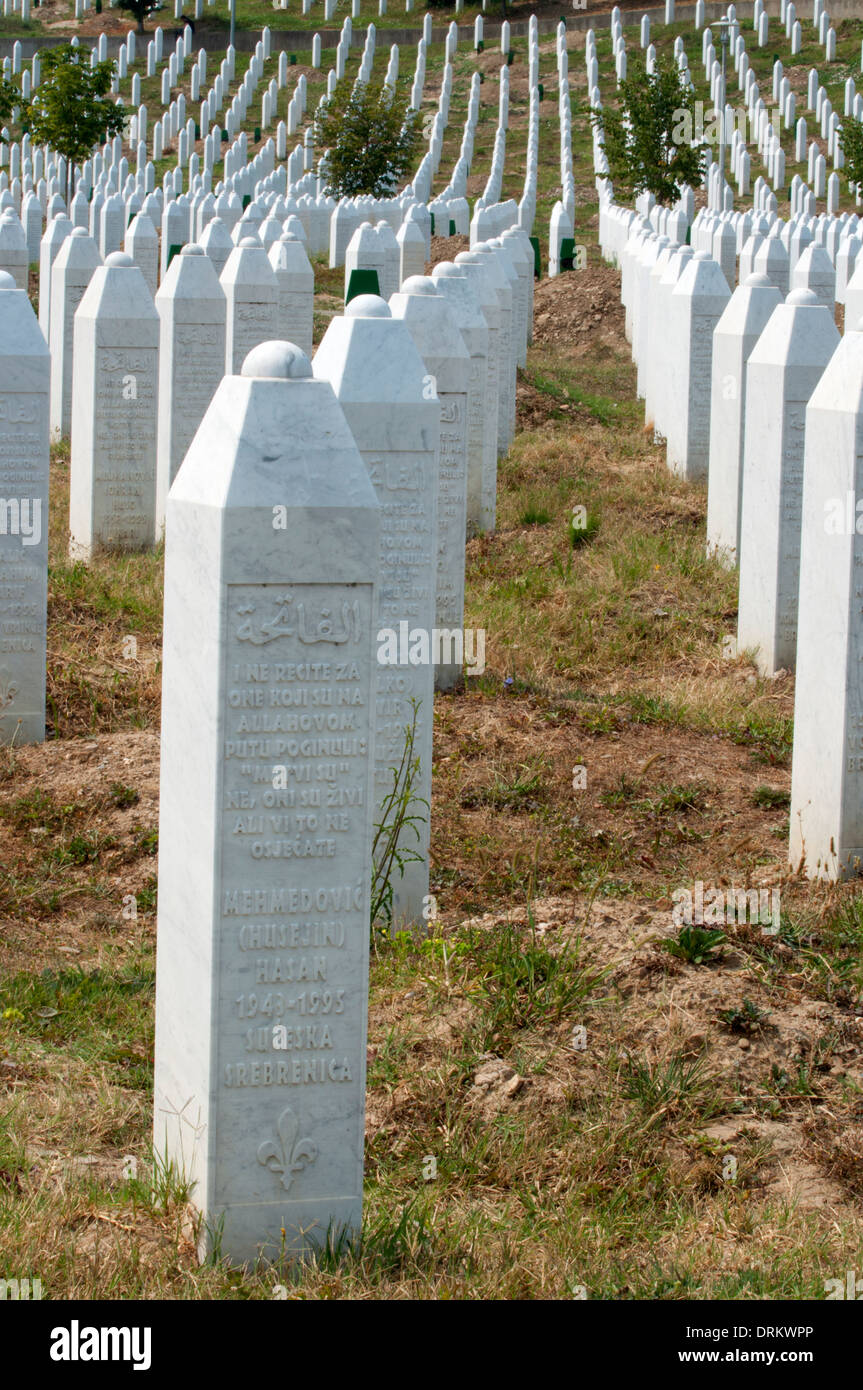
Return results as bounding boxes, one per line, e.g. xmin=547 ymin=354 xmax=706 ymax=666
xmin=390 ymin=277 xmax=471 ymax=692
xmin=790 ymin=325 xmax=863 ymax=877
xmin=125 ymin=211 xmax=159 ymax=299
xmin=0 ymin=211 xmax=29 ymax=289
xmin=49 ymin=228 xmax=101 ymax=442
xmin=432 ymin=260 xmax=490 ymax=536
xmin=666 ymin=251 xmax=731 ymax=481
xmin=0 ymin=272 xmax=50 ymax=746
xmin=737 ymin=289 xmax=839 ymax=675
xmin=69 ymin=252 xmax=160 ymax=559
xmin=38 ymin=213 xmax=72 ymax=343
xmin=221 ymin=237 xmax=281 ymax=374
xmin=454 ymin=250 xmax=500 ymax=530
xmin=268 ymin=232 xmax=314 ymax=358
xmin=313 ymin=296 xmax=438 ymax=928
xmin=153 ymin=339 xmax=379 ymax=1265
xmin=155 ymin=244 xmax=227 ymax=541
xmin=706 ymin=273 xmax=782 ymax=566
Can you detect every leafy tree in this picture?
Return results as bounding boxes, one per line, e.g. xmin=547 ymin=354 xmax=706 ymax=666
xmin=314 ymin=76 xmax=423 ymax=200
xmin=23 ymin=44 xmax=126 ymax=204
xmin=839 ymin=115 xmax=863 ymax=192
xmin=112 ymin=0 xmax=160 ymax=35
xmin=0 ymin=76 xmax=23 ymax=128
xmin=591 ymin=56 xmax=706 ymax=206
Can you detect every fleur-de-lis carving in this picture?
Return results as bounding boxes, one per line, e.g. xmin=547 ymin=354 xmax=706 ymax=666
xmin=257 ymin=1107 xmax=317 ymax=1192
xmin=0 ymin=678 xmax=17 ymax=710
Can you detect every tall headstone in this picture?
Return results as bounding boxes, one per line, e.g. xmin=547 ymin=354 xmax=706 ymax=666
xmin=313 ymin=297 xmax=438 ymax=929
xmin=706 ymin=273 xmax=782 ymax=566
xmin=155 ymin=245 xmax=227 ymax=540
xmin=666 ymin=251 xmax=731 ymax=481
xmin=49 ymin=228 xmax=101 ymax=441
xmin=790 ymin=324 xmax=863 ymax=878
xmin=390 ymin=277 xmax=471 ymax=692
xmin=69 ymin=252 xmax=160 ymax=559
xmin=432 ymin=261 xmax=490 ymax=536
xmin=454 ymin=250 xmax=501 ymax=530
xmin=153 ymin=340 xmax=380 ymax=1264
xmin=0 ymin=211 xmax=29 ymax=289
xmin=221 ymin=237 xmax=281 ymax=374
xmin=125 ymin=211 xmax=159 ymax=300
xmin=0 ymin=271 xmax=50 ymax=746
xmin=737 ymin=289 xmax=839 ymax=675
xmin=37 ymin=213 xmax=72 ymax=342
xmin=268 ymin=232 xmax=314 ymax=358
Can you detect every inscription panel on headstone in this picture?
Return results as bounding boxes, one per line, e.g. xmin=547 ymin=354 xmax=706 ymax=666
xmin=92 ymin=346 xmax=157 ymax=549
xmin=215 ymin=580 xmax=373 ymax=1224
xmin=0 ymin=391 xmax=48 ymax=744
xmin=436 ymin=392 xmax=468 ymax=631
xmin=366 ymin=452 xmax=434 ymax=799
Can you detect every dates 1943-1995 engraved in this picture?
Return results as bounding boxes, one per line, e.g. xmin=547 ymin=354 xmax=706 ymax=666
xmin=257 ymin=1106 xmax=318 ymax=1192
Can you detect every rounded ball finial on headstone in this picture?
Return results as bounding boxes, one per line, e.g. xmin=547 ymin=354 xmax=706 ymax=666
xmin=744 ymin=272 xmax=773 ymax=288
xmin=279 ymin=230 xmax=299 ymax=242
xmin=0 ymin=270 xmax=16 ymax=290
xmin=786 ymin=288 xmax=819 ymax=307
xmin=239 ymin=236 xmax=260 ymax=248
xmin=70 ymin=227 xmax=88 ymax=239
xmin=400 ymin=275 xmax=437 ymax=295
xmin=181 ymin=243 xmax=205 ymax=256
xmin=692 ymin=250 xmax=711 ymax=261
xmin=105 ymin=251 xmax=135 ymax=268
xmin=345 ymin=294 xmax=391 ymax=318
xmin=241 ymin=340 xmax=312 ymax=379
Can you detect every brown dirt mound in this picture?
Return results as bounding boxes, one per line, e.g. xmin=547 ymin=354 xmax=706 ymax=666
xmin=532 ymin=263 xmax=626 ymax=349
xmin=426 ymin=233 xmax=470 ymax=272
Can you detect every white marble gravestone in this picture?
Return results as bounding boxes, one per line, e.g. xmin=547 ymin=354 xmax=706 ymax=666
xmin=313 ymin=296 xmax=438 ymax=929
xmin=198 ymin=214 xmax=234 ymax=279
xmin=706 ymin=272 xmax=782 ymax=566
xmin=0 ymin=271 xmax=50 ymax=746
xmin=390 ymin=277 xmax=471 ymax=692
xmin=737 ymin=289 xmax=839 ymax=675
xmin=49 ymin=228 xmax=101 ymax=441
xmin=666 ymin=251 xmax=731 ymax=481
xmin=431 ymin=260 xmax=490 ymax=536
xmin=37 ymin=213 xmax=72 ymax=342
xmin=397 ymin=218 xmax=426 ymax=285
xmin=69 ymin=252 xmax=160 ymax=559
xmin=125 ymin=211 xmax=159 ymax=300
xmin=268 ymin=232 xmax=314 ymax=358
xmin=454 ymin=250 xmax=501 ymax=530
xmin=790 ymin=323 xmax=863 ymax=878
xmin=0 ymin=211 xmax=29 ymax=289
xmin=790 ymin=241 xmax=836 ymax=313
xmin=221 ymin=237 xmax=281 ymax=375
xmin=155 ymin=244 xmax=227 ymax=540
xmin=153 ymin=340 xmax=380 ymax=1265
